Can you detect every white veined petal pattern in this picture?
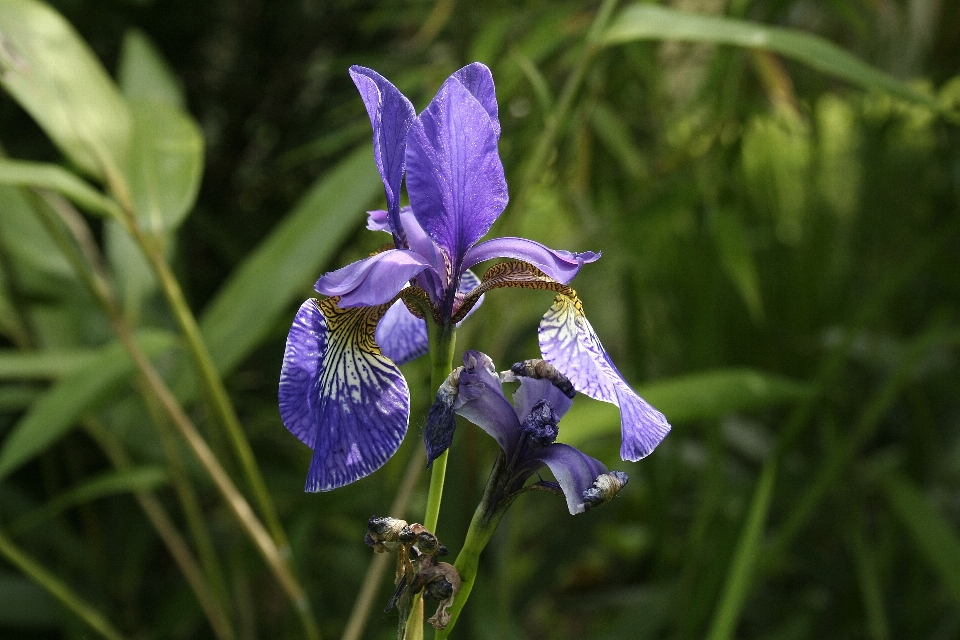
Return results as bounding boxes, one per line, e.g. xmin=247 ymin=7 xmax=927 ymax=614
xmin=538 ymin=293 xmax=671 ymax=461
xmin=279 ymin=298 xmax=409 ymax=491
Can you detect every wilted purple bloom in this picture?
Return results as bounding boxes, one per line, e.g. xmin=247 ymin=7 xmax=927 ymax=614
xmin=426 ymin=351 xmax=630 ymax=515
xmin=279 ymin=63 xmax=669 ymax=493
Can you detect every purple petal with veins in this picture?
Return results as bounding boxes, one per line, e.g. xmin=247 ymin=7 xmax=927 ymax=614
xmin=464 ymin=237 xmax=600 ymax=285
xmin=315 ymin=250 xmax=430 ymax=308
xmin=539 ymin=295 xmax=671 ymax=461
xmin=452 ymin=62 xmax=500 ymax=138
xmin=350 ymin=66 xmax=415 ymax=243
xmin=280 ymin=299 xmax=409 ymax=491
xmin=455 ymin=351 xmax=520 ymax=457
xmin=376 ymin=299 xmax=428 ymax=365
xmin=527 ymin=443 xmax=609 ymax=515
xmin=405 ymin=74 xmax=508 ymax=282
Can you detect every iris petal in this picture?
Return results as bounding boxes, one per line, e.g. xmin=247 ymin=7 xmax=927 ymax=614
xmin=405 ymin=73 xmax=508 ymax=281
xmin=511 ymin=377 xmax=573 ymax=423
xmin=528 ymin=443 xmax=609 ymax=515
xmin=279 ymin=298 xmax=409 ymax=491
xmin=452 ymin=62 xmax=500 ymax=138
xmin=349 ymin=66 xmax=416 ymax=242
xmin=315 ymin=249 xmax=431 ymax=308
xmin=539 ymin=294 xmax=671 ymax=461
xmin=455 ymin=351 xmax=520 ymax=457
xmin=376 ymin=299 xmax=428 ymax=365
xmin=463 ymin=237 xmax=599 ymax=285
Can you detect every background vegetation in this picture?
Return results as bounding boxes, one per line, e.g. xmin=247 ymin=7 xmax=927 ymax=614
xmin=1 ymin=0 xmax=958 ymax=638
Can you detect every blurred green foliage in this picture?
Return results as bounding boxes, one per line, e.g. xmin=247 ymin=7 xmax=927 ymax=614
xmin=0 ymin=0 xmax=958 ymax=639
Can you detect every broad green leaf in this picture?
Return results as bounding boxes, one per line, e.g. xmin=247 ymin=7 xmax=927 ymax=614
xmin=124 ymin=100 xmax=204 ymax=232
xmin=117 ymin=29 xmax=185 ymax=108
xmin=560 ymin=368 xmax=809 ymax=445
xmin=885 ymin=474 xmax=960 ymax=606
xmin=0 ymin=330 xmax=177 ymax=482
xmin=11 ymin=466 xmax=169 ymax=535
xmin=601 ymin=4 xmax=939 ymax=110
xmin=0 ymin=183 xmax=76 ymax=291
xmin=0 ymin=348 xmax=99 ymax=379
xmin=0 ymin=0 xmax=131 ymax=180
xmin=196 ymin=145 xmax=379 ymax=378
xmin=0 ymin=159 xmax=122 ymax=219
xmin=713 ymin=210 xmax=764 ymax=322
xmin=117 ymin=30 xmax=203 ymax=232
xmin=0 ymin=573 xmax=60 ymax=627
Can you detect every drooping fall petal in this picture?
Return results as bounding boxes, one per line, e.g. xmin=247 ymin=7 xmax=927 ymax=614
xmin=538 ymin=293 xmax=671 ymax=461
xmin=279 ymin=298 xmax=409 ymax=491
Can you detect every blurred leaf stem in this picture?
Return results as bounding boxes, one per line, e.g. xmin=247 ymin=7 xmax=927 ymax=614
xmin=0 ymin=526 xmax=125 ymax=640
xmin=106 ymin=173 xmax=291 ymax=554
xmin=27 ymin=186 xmax=320 ymax=640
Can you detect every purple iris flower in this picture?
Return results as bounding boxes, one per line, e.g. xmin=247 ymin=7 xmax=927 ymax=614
xmin=279 ymin=62 xmax=670 ymax=493
xmin=427 ymin=351 xmax=629 ymax=515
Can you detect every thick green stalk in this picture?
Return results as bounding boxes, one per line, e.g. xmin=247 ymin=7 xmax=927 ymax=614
xmin=434 ymin=455 xmax=511 ymax=639
xmin=0 ymin=527 xmax=125 ymax=640
xmin=403 ymin=322 xmax=456 ymax=639
xmin=423 ymin=323 xmax=457 ymax=531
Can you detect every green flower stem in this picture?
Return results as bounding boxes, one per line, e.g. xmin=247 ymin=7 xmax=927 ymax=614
xmin=403 ymin=322 xmax=457 ymax=639
xmin=424 ymin=323 xmax=458 ymax=531
xmin=0 ymin=526 xmax=125 ymax=640
xmin=435 ymin=454 xmax=511 ymax=639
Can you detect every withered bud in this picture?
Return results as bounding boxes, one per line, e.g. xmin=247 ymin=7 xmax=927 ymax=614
xmin=410 ymin=560 xmax=461 ymax=630
xmin=366 ymin=516 xmax=410 ymax=552
xmin=505 ymin=359 xmax=575 ymax=398
xmin=582 ymin=471 xmax=629 ymax=510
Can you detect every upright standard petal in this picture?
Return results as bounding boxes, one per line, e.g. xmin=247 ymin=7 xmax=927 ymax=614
xmin=405 ymin=75 xmax=508 ymax=283
xmin=279 ymin=298 xmax=409 ymax=491
xmin=528 ymin=444 xmax=610 ymax=515
xmin=452 ymin=62 xmax=500 ymax=138
xmin=349 ymin=66 xmax=416 ymax=241
xmin=463 ymin=237 xmax=600 ymax=285
xmin=315 ymin=249 xmax=431 ymax=308
xmin=539 ymin=293 xmax=671 ymax=461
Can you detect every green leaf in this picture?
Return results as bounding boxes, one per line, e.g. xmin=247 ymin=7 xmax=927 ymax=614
xmin=0 ymin=330 xmax=177 ymax=482
xmin=706 ymin=461 xmax=777 ymax=640
xmin=117 ymin=29 xmax=185 ymax=108
xmin=124 ymin=100 xmax=204 ymax=232
xmin=601 ymin=4 xmax=939 ymax=110
xmin=885 ymin=474 xmax=960 ymax=606
xmin=0 ymin=348 xmax=99 ymax=379
xmin=713 ymin=210 xmax=764 ymax=322
xmin=196 ymin=145 xmax=380 ymax=379
xmin=11 ymin=466 xmax=169 ymax=535
xmin=0 ymin=0 xmax=131 ymax=180
xmin=0 ymin=573 xmax=61 ymax=627
xmin=560 ymin=368 xmax=809 ymax=445
xmin=0 ymin=184 xmax=75 ymax=286
xmin=0 ymin=159 xmax=122 ymax=219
